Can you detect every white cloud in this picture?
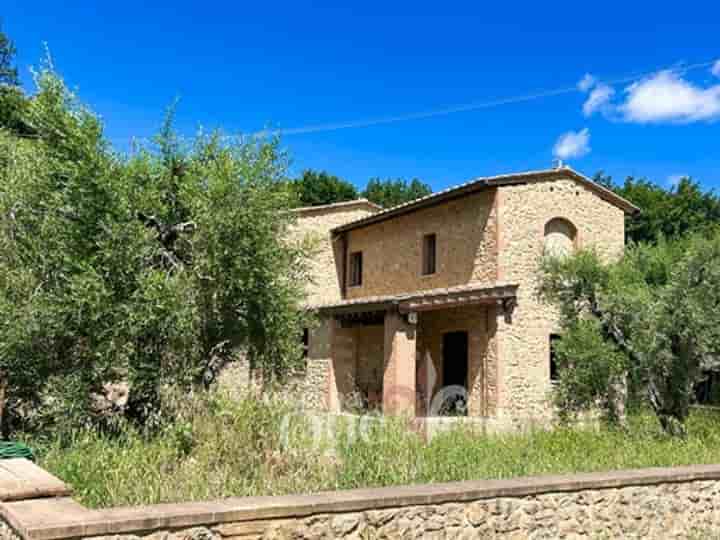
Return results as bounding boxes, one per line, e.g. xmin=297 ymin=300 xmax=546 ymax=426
xmin=712 ymin=60 xmax=720 ymax=78
xmin=553 ymin=128 xmax=591 ymax=160
xmin=619 ymin=70 xmax=720 ymax=123
xmin=582 ymin=83 xmax=615 ymax=116
xmin=578 ymin=73 xmax=596 ymax=92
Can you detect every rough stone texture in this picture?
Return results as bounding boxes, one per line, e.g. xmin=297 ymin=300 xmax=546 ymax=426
xmin=215 ymin=354 xmax=253 ymax=400
xmin=297 ymin=173 xmax=627 ymax=425
xmin=214 ymin=349 xmax=329 ymax=413
xmin=344 ymin=189 xmax=498 ymax=300
xmin=47 ymin=480 xmax=720 ymax=539
xmin=494 ymin=178 xmax=625 ymax=424
xmin=290 ymin=201 xmax=379 ymax=307
xmin=3 ymin=463 xmax=720 ymax=540
xmin=86 ymin=527 xmax=219 ymax=540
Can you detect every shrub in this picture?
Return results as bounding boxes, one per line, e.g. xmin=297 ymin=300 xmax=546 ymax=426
xmin=0 ymin=66 xmax=310 ymax=436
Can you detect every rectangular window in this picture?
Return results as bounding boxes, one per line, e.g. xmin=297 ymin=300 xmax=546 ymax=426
xmin=349 ymin=251 xmax=363 ymax=286
xmin=549 ymin=334 xmax=561 ymax=382
xmin=301 ymin=328 xmax=309 ymax=359
xmin=422 ymin=233 xmax=437 ymax=275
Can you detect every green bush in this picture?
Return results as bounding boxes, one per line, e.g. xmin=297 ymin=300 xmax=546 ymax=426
xmin=0 ymin=66 xmax=310 ymax=435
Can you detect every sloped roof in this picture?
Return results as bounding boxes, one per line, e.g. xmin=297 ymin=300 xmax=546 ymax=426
xmin=293 ymin=198 xmax=382 ymax=215
xmin=309 ymin=282 xmax=518 ymax=314
xmin=332 ymin=167 xmax=639 ymax=234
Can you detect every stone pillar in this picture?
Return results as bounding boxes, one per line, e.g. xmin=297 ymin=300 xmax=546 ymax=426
xmin=484 ymin=304 xmax=500 ymax=417
xmin=328 ymin=319 xmax=356 ymax=413
xmin=383 ymin=310 xmax=417 ymax=416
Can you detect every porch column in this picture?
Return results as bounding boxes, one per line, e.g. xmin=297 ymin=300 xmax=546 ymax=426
xmin=383 ymin=310 xmax=417 ymax=416
xmin=328 ymin=319 xmax=356 ymax=413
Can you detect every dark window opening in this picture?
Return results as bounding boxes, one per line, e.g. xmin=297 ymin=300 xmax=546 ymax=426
xmin=422 ymin=233 xmax=437 ymax=275
xmin=695 ymin=371 xmax=720 ymax=404
xmin=439 ymin=331 xmax=468 ymax=416
xmin=301 ymin=328 xmax=309 ymax=359
xmin=549 ymin=334 xmax=561 ymax=382
xmin=349 ymin=251 xmax=363 ymax=286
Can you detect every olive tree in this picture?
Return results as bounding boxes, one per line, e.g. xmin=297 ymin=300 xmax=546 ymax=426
xmin=541 ymin=234 xmax=720 ymax=437
xmin=0 ymin=68 xmax=310 ymax=435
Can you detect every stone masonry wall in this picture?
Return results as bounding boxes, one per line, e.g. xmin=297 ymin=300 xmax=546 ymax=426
xmin=215 ymin=480 xmax=720 ymax=539
xmin=7 ymin=465 xmax=720 ymax=540
xmin=290 ymin=201 xmax=379 ymax=307
xmin=214 ymin=339 xmax=330 ymax=412
xmin=344 ymin=190 xmax=498 ymax=299
xmin=494 ymin=176 xmax=625 ymax=424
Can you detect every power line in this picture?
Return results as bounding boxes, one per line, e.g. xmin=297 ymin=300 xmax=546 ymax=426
xmin=251 ymin=59 xmax=717 ymax=137
xmin=108 ymin=59 xmax=718 ymax=146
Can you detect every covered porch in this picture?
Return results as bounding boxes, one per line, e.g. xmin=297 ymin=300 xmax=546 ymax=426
xmin=318 ymin=283 xmax=517 ymax=418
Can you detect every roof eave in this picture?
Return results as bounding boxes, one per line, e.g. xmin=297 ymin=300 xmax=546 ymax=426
xmin=331 ymin=168 xmax=640 ymax=235
xmin=293 ymin=198 xmax=382 ymax=215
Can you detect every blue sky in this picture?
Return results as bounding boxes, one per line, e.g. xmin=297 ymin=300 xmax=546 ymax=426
xmin=4 ymin=2 xmax=719 ymax=191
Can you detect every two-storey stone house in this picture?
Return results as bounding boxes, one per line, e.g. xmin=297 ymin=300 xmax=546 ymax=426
xmin=293 ymin=167 xmax=638 ymax=429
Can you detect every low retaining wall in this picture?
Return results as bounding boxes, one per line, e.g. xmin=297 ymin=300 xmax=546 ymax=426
xmin=1 ymin=460 xmax=720 ymax=539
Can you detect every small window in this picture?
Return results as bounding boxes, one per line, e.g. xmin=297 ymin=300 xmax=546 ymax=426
xmin=303 ymin=328 xmax=310 ymax=358
xmin=349 ymin=251 xmax=363 ymax=286
xmin=544 ymin=218 xmax=577 ymax=258
xmin=549 ymin=334 xmax=561 ymax=382
xmin=422 ymin=233 xmax=436 ymax=275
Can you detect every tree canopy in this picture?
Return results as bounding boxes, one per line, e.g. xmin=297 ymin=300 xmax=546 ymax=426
xmin=0 ymin=67 xmax=310 ymax=435
xmin=0 ymin=24 xmax=18 ymax=87
xmin=291 ymin=170 xmax=433 ymax=209
xmin=292 ymin=169 xmax=358 ymax=206
xmin=596 ymin=172 xmax=720 ymax=244
xmin=541 ymin=234 xmax=720 ymax=437
xmin=0 ymin=24 xmax=34 ymax=138
xmin=362 ymin=177 xmax=432 ymax=208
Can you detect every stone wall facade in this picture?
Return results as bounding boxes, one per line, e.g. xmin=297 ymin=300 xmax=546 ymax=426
xmin=291 ymin=200 xmax=379 ymax=307
xmin=4 ymin=463 xmax=720 ymax=540
xmin=493 ymin=178 xmax=626 ymax=424
xmin=246 ymin=172 xmax=632 ymax=427
xmin=344 ymin=189 xmax=498 ymax=300
xmin=316 ymin=172 xmax=627 ymax=427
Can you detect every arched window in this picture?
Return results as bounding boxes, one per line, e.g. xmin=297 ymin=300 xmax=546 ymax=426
xmin=544 ymin=218 xmax=577 ymax=257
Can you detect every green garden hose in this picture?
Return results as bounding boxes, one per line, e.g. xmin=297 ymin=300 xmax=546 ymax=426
xmin=0 ymin=441 xmax=35 ymax=461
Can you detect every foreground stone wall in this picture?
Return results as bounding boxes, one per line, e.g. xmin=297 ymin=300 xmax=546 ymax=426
xmin=3 ymin=462 xmax=720 ymax=540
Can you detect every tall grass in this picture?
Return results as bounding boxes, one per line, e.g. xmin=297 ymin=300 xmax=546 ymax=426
xmin=29 ymin=392 xmax=720 ymax=508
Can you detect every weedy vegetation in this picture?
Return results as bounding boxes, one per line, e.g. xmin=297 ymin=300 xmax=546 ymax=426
xmin=28 ymin=392 xmax=720 ymax=508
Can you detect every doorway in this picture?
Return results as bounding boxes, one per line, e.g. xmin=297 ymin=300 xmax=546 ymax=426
xmin=440 ymin=331 xmax=469 ymax=415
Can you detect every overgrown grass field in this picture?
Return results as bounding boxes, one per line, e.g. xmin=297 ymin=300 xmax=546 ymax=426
xmin=28 ymin=393 xmax=720 ymax=508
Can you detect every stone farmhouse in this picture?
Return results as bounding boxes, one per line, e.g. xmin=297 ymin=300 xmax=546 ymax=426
xmin=291 ymin=166 xmax=638 ymax=430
